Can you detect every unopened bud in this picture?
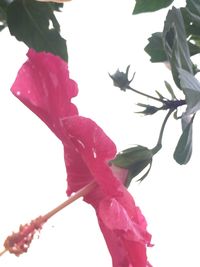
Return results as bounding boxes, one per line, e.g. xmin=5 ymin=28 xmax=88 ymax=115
xmin=109 ymin=65 xmax=135 ymax=91
xmin=110 ymin=145 xmax=153 ymax=187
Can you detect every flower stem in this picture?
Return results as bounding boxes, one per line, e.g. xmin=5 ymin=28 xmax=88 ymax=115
xmin=127 ymin=85 xmax=166 ymax=103
xmin=42 ymin=180 xmax=97 ymax=221
xmin=151 ymin=109 xmax=174 ymax=155
xmin=0 ymin=248 xmax=7 ymax=256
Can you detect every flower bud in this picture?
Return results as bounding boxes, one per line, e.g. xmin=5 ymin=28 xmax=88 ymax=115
xmin=109 ymin=65 xmax=135 ymax=91
xmin=110 ymin=145 xmax=153 ymax=187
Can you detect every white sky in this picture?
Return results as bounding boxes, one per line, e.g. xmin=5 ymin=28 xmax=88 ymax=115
xmin=1 ymin=0 xmax=200 ymax=266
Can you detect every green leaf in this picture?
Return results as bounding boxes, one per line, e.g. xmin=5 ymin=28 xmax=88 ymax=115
xmin=186 ymin=0 xmax=200 ymax=17
xmin=188 ymin=42 xmax=200 ymax=56
xmin=145 ymin=32 xmax=167 ymax=62
xmin=173 ymin=115 xmax=194 ymax=164
xmin=0 ymin=6 xmax=6 ymax=20
xmin=133 ymin=0 xmax=174 ymax=14
xmin=182 ymin=1 xmax=200 ymax=51
xmin=7 ymin=0 xmax=67 ymax=61
xmin=0 ymin=3 xmax=7 ymax=30
xmin=163 ymin=7 xmax=193 ymax=88
xmin=145 ymin=31 xmax=200 ymax=62
xmin=0 ymin=25 xmax=5 ymax=31
xmin=50 ymin=3 xmax=64 ymax=12
xmin=179 ymin=68 xmax=200 ymax=114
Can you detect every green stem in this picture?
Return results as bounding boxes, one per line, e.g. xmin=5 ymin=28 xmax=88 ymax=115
xmin=127 ymin=85 xmax=166 ymax=104
xmin=151 ymin=109 xmax=174 ymax=155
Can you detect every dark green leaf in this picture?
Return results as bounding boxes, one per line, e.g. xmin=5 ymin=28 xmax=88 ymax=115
xmin=0 ymin=24 xmax=5 ymax=31
xmin=145 ymin=32 xmax=167 ymax=62
xmin=163 ymin=7 xmax=193 ymax=88
xmin=188 ymin=41 xmax=200 ymax=56
xmin=7 ymin=0 xmax=67 ymax=61
xmin=186 ymin=0 xmax=200 ymax=17
xmin=179 ymin=68 xmax=200 ymax=114
xmin=185 ymin=8 xmax=200 ymax=25
xmin=181 ymin=7 xmax=200 ymax=38
xmin=145 ymin=31 xmax=200 ymax=62
xmin=173 ymin=115 xmax=194 ymax=164
xmin=0 ymin=6 xmax=6 ymax=20
xmin=50 ymin=3 xmax=64 ymax=12
xmin=181 ymin=1 xmax=200 ymax=51
xmin=133 ymin=0 xmax=174 ymax=14
xmin=48 ymin=3 xmax=64 ymax=32
xmin=0 ymin=3 xmax=7 ymax=30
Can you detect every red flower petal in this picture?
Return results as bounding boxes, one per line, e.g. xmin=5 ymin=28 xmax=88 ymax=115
xmin=98 ymin=220 xmax=151 ymax=267
xmin=62 ymin=116 xmax=123 ymax=196
xmin=97 ymin=193 xmax=152 ymax=266
xmin=11 ymin=50 xmax=152 ymax=267
xmin=11 ymin=49 xmax=78 ymax=139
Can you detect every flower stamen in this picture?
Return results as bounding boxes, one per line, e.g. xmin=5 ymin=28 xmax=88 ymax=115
xmin=0 ymin=180 xmax=97 ymax=257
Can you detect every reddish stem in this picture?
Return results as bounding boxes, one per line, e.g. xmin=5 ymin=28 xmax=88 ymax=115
xmin=43 ymin=180 xmax=97 ymax=221
xmin=0 ymin=249 xmax=7 ymax=256
xmin=0 ymin=180 xmax=97 ymax=256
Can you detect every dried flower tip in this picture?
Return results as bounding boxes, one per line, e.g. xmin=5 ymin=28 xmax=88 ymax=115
xmin=3 ymin=216 xmax=45 ymax=257
xmin=109 ymin=65 xmax=135 ymax=91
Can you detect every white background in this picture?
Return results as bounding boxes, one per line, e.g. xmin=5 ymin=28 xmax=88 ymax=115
xmin=1 ymin=0 xmax=200 ymax=266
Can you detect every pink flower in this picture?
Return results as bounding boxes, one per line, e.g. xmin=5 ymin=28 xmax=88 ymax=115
xmin=11 ymin=49 xmax=152 ymax=267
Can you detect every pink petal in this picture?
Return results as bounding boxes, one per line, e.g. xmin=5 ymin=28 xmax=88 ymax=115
xmin=11 ymin=49 xmax=78 ymax=139
xmin=62 ymin=116 xmax=124 ymax=196
xmin=98 ymin=213 xmax=151 ymax=267
xmin=96 ymin=188 xmax=151 ymax=267
xmin=99 ymin=197 xmax=148 ymax=243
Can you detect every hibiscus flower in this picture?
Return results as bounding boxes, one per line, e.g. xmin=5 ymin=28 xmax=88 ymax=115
xmin=11 ymin=49 xmax=152 ymax=267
